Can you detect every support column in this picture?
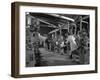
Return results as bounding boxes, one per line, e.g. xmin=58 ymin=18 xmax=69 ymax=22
xmin=80 ymin=16 xmax=82 ymax=31
xmin=58 ymin=24 xmax=62 ymax=38
xmin=55 ymin=32 xmax=57 ymax=39
xmin=68 ymin=21 xmax=69 ymax=33
xmin=74 ymin=23 xmax=77 ymax=35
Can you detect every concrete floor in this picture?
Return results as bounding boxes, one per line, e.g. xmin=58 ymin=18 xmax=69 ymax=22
xmin=40 ymin=48 xmax=75 ymax=66
xmin=26 ymin=48 xmax=89 ymax=67
xmin=27 ymin=48 xmax=83 ymax=67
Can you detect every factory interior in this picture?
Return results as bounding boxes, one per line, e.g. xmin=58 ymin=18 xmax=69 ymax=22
xmin=26 ymin=12 xmax=90 ymax=67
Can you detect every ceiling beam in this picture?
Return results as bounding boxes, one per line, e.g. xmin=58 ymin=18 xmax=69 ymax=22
xmin=30 ymin=15 xmax=57 ymax=28
xmin=82 ymin=16 xmax=89 ymax=20
xmin=49 ymin=29 xmax=59 ymax=34
xmin=48 ymin=14 xmax=75 ymax=22
xmin=81 ymin=21 xmax=88 ymax=24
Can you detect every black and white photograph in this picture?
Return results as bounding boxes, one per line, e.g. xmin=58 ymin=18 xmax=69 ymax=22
xmin=11 ymin=2 xmax=97 ymax=77
xmin=25 ymin=13 xmax=90 ymax=67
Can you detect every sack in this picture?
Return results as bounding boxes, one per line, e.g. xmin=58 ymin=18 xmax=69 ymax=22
xmin=75 ymin=36 xmax=80 ymax=47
